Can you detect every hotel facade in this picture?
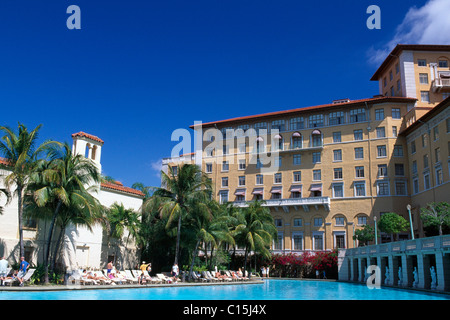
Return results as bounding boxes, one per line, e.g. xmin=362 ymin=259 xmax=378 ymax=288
xmin=163 ymin=44 xmax=450 ymax=253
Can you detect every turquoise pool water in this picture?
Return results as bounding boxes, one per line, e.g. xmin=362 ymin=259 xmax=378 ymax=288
xmin=0 ymin=280 xmax=449 ymax=300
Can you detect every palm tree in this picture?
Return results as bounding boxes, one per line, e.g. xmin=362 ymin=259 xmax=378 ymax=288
xmin=145 ymin=164 xmax=212 ymax=266
xmin=26 ymin=142 xmax=101 ymax=283
xmin=131 ymin=182 xmax=155 ymax=199
xmin=186 ymin=200 xmax=234 ymax=281
xmin=0 ymin=188 xmax=11 ymax=215
xmin=106 ymin=202 xmax=141 ymax=267
xmin=0 ymin=123 xmax=59 ymax=257
xmin=231 ymin=201 xmax=277 ymax=275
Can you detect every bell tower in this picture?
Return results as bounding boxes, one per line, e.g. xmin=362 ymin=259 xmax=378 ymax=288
xmin=71 ymin=131 xmax=104 ymax=173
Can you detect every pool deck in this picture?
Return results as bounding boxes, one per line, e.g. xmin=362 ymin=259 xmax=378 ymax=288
xmin=0 ymin=278 xmax=265 ymax=292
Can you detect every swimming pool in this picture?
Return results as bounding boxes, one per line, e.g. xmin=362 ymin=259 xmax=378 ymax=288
xmin=0 ymin=280 xmax=448 ymax=300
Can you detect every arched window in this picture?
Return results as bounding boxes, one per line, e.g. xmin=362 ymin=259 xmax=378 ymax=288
xmin=311 ymin=130 xmax=322 ymax=147
xmin=273 ymin=134 xmax=283 ymax=151
xmin=291 ymin=132 xmax=302 ymax=149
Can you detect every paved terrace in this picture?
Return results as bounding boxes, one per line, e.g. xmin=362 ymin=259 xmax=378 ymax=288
xmin=338 ymin=235 xmax=450 ymax=292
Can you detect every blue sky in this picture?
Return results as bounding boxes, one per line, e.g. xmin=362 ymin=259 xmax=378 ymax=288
xmin=1 ymin=0 xmax=447 ymax=188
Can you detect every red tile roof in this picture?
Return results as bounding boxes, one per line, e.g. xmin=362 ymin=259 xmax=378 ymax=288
xmin=72 ymin=132 xmax=104 ymax=144
xmin=101 ymin=181 xmax=145 ymax=198
xmin=0 ymin=157 xmax=12 ymax=167
xmin=190 ymin=96 xmax=417 ymax=129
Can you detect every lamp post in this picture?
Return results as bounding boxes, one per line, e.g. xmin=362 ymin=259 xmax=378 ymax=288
xmin=407 ymin=204 xmax=414 ymax=240
xmin=374 ymin=216 xmax=378 ymax=245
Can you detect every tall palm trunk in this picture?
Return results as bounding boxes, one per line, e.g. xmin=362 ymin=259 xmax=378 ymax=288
xmin=44 ymin=201 xmax=62 ymax=284
xmin=51 ymin=224 xmax=66 ymax=272
xmin=188 ymin=239 xmax=201 ymax=282
xmin=174 ymin=214 xmax=182 ymax=265
xmin=17 ymin=185 xmax=24 ymax=258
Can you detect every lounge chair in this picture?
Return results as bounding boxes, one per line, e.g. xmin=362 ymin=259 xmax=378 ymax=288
xmin=143 ymin=270 xmax=162 ymax=284
xmin=68 ymin=270 xmax=96 ymax=285
xmin=120 ymin=271 xmax=137 ymax=284
xmin=225 ymin=270 xmax=238 ymax=282
xmin=125 ymin=270 xmax=140 ymax=284
xmin=190 ymin=271 xmax=207 ymax=282
xmin=207 ymin=270 xmax=223 ymax=281
xmin=102 ymin=270 xmax=123 ymax=285
xmin=3 ymin=268 xmax=36 ymax=287
xmin=156 ymin=273 xmax=173 ymax=283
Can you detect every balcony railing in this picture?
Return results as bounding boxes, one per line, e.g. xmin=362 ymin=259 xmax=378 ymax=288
xmin=432 ymin=78 xmax=450 ymax=92
xmin=344 ymin=234 xmax=450 ymax=257
xmin=233 ymin=197 xmax=330 ymax=211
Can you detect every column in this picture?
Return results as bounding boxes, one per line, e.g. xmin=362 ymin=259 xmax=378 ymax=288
xmin=435 ymin=251 xmax=449 ymax=291
xmin=401 ymin=254 xmax=412 ymax=288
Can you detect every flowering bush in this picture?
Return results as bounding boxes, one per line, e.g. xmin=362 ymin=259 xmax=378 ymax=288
xmin=268 ymin=250 xmax=338 ymax=278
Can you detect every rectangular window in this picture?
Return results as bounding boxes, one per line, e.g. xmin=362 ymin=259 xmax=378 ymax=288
xmin=221 ymin=177 xmax=228 ymax=187
xmin=392 ymin=108 xmax=401 ymax=119
xmin=290 ymin=117 xmax=304 ymax=130
xmin=424 ymin=173 xmax=431 ymax=190
xmin=314 ymin=218 xmax=323 ymax=227
xmin=274 ymin=173 xmax=282 ymax=184
xmin=375 ymin=109 xmax=384 ymax=120
xmin=355 ymin=182 xmax=366 ymax=197
xmin=206 ymin=163 xmax=213 ymax=173
xmin=308 ymin=114 xmax=324 ymax=128
xmin=413 ymin=178 xmax=419 ymax=194
xmin=376 ymin=127 xmax=386 ymax=138
xmin=355 ymin=166 xmax=365 ymax=178
xmin=378 ymin=164 xmax=388 ymax=177
xmin=354 ymin=129 xmax=363 ymax=140
xmin=412 ymin=160 xmax=418 ymax=174
xmin=423 ymin=154 xmax=429 ymax=169
xmin=293 ymin=234 xmax=303 ymax=250
xmin=219 ymin=191 xmax=229 ymax=204
xmin=256 ymin=174 xmax=263 ymax=185
xmin=238 ymin=176 xmax=246 ymax=186
xmin=393 ymin=145 xmax=404 ymax=157
xmin=329 ymin=111 xmax=345 ymax=125
xmin=334 ymin=168 xmax=343 ymax=180
xmin=312 ymin=152 xmax=321 ymax=164
xmin=313 ymin=169 xmax=321 ymax=181
xmin=333 ymin=149 xmax=342 ymax=162
xmin=377 ymin=181 xmax=390 ymax=196
xmin=358 ymin=216 xmax=367 ymax=225
xmin=395 ymin=163 xmax=405 ymax=176
xmin=392 ymin=126 xmax=398 ymax=137
xmin=335 ymin=217 xmax=345 ymax=226
xmin=293 ymin=154 xmax=301 ymax=165
xmin=271 ymin=119 xmax=286 ymax=132
xmin=422 ymin=133 xmax=428 ymax=148
xmin=411 ymin=141 xmax=416 ymax=154
xmin=333 ymin=183 xmax=344 ymax=198
xmin=354 ymin=147 xmax=364 ymax=160
xmin=350 ymin=108 xmax=366 ymax=123
xmin=439 ymin=60 xmax=449 ymax=68
xmin=435 ymin=147 xmax=441 ymax=163
xmin=293 ymin=219 xmax=302 ymax=227
xmin=377 ymin=145 xmax=387 ymax=157
xmin=293 ymin=171 xmax=301 ymax=182
xmin=433 ymin=126 xmax=439 ymax=141
xmin=332 ymin=131 xmax=341 ymax=143
xmin=421 ymin=91 xmax=430 ymax=103
xmin=418 ymin=59 xmax=427 ymax=67
xmin=238 ymin=159 xmax=246 ymax=170
xmin=436 ymin=168 xmax=443 ymax=185
xmin=222 ymin=161 xmax=229 ymax=171
xmin=313 ymin=234 xmax=323 ymax=251
xmin=419 ymin=73 xmax=429 ymax=84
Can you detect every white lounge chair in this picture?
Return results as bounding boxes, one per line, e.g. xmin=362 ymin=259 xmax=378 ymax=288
xmin=156 ymin=273 xmax=173 ymax=283
xmin=4 ymin=269 xmax=36 ymax=286
xmin=120 ymin=271 xmax=137 ymax=284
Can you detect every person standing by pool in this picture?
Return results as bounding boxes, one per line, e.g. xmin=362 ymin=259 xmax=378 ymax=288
xmin=17 ymin=257 xmax=29 ymax=287
xmin=107 ymin=261 xmax=113 ymax=276
xmin=0 ymin=257 xmax=9 ymax=285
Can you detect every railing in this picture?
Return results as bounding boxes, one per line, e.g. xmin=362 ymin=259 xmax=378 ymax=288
xmin=345 ymin=234 xmax=450 ymax=257
xmin=432 ymin=78 xmax=450 ymax=92
xmin=233 ymin=197 xmax=330 ymax=208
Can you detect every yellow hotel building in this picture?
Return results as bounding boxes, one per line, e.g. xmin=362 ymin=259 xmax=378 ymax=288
xmin=163 ymin=44 xmax=450 ymax=253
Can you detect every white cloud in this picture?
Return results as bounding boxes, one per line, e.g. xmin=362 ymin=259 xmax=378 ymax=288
xmin=150 ymin=159 xmax=163 ymax=179
xmin=368 ymin=0 xmax=450 ymax=65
